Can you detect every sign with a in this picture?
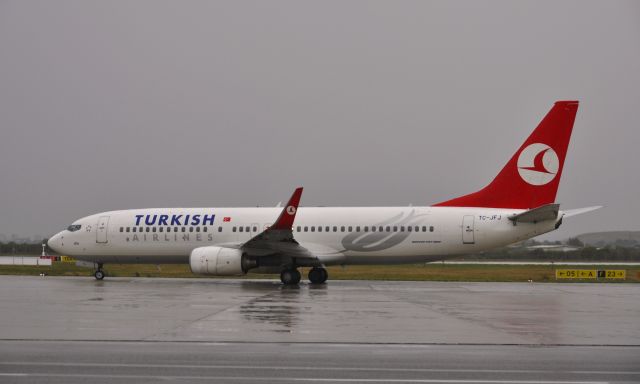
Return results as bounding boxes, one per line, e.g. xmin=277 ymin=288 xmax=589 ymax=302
xmin=557 ymin=269 xmax=626 ymax=280
xmin=556 ymin=269 xmax=597 ymax=279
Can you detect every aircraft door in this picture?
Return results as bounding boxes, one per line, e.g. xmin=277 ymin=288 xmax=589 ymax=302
xmin=462 ymin=215 xmax=475 ymax=244
xmin=96 ymin=216 xmax=110 ymax=243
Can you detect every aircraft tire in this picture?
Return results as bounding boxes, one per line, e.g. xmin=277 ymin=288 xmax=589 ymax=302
xmin=94 ymin=269 xmax=105 ymax=280
xmin=280 ymin=269 xmax=301 ymax=285
xmin=308 ymin=267 xmax=328 ymax=284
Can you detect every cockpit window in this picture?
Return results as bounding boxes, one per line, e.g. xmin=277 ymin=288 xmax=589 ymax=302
xmin=67 ymin=224 xmax=82 ymax=232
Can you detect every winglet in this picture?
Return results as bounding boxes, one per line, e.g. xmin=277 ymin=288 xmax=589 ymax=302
xmin=271 ymin=187 xmax=303 ymax=230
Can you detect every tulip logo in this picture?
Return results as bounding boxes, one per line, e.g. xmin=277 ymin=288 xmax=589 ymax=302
xmin=517 ymin=143 xmax=559 ymax=186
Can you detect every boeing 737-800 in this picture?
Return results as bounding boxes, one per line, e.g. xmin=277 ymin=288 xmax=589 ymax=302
xmin=48 ymin=101 xmax=599 ymax=284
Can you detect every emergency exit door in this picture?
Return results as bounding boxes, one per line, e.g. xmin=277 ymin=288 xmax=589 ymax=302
xmin=462 ymin=215 xmax=475 ymax=244
xmin=96 ymin=216 xmax=110 ymax=243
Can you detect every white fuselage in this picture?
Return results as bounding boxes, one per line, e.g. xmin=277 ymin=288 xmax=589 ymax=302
xmin=47 ymin=206 xmax=559 ymax=265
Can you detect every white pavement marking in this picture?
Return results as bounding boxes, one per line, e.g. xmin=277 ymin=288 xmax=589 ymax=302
xmin=0 ymin=373 xmax=611 ymax=383
xmin=432 ymin=261 xmax=640 ymax=266
xmin=0 ymin=361 xmax=636 ymax=375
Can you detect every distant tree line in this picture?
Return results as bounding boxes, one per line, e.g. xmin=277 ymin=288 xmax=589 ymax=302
xmin=462 ymin=246 xmax=640 ymax=261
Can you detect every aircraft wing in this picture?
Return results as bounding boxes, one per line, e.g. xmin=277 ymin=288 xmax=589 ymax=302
xmin=240 ymin=187 xmax=318 ymax=260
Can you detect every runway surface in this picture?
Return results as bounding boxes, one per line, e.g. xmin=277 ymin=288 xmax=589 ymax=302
xmin=0 ymin=276 xmax=638 ymax=383
xmin=1 ymin=341 xmax=639 ymax=383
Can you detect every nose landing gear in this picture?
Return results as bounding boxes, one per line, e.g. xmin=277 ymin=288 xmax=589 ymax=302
xmin=94 ymin=263 xmax=105 ymax=280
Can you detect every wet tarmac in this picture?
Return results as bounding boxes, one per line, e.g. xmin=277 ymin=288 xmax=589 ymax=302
xmin=0 ymin=276 xmax=638 ymax=383
xmin=1 ymin=276 xmax=638 ymax=345
xmin=1 ymin=341 xmax=639 ymax=383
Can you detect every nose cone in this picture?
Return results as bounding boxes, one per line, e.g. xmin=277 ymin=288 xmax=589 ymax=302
xmin=47 ymin=232 xmax=63 ymax=253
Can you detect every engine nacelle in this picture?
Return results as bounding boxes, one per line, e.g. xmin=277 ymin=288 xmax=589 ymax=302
xmin=189 ymin=246 xmax=255 ymax=276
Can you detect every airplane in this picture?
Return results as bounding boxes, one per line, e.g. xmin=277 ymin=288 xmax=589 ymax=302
xmin=47 ymin=100 xmax=600 ymax=285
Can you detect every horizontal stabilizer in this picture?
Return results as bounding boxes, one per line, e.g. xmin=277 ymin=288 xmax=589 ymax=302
xmin=508 ymin=203 xmax=560 ymax=224
xmin=563 ymin=206 xmax=602 ymax=218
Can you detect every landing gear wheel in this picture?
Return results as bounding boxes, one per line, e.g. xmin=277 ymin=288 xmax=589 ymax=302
xmin=280 ymin=269 xmax=301 ymax=285
xmin=94 ymin=269 xmax=105 ymax=280
xmin=308 ymin=267 xmax=328 ymax=284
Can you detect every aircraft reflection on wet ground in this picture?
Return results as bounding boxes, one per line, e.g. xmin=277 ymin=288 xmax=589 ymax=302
xmin=0 ymin=276 xmax=637 ymax=345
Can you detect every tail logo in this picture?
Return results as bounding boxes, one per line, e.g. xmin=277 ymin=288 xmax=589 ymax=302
xmin=517 ymin=143 xmax=559 ymax=186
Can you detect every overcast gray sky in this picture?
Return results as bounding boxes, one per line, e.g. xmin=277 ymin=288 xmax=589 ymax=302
xmin=1 ymin=0 xmax=638 ymax=241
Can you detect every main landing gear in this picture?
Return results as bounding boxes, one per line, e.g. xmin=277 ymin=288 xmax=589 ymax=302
xmin=280 ymin=268 xmax=301 ymax=285
xmin=94 ymin=263 xmax=105 ymax=280
xmin=279 ymin=267 xmax=328 ymax=285
xmin=308 ymin=267 xmax=328 ymax=284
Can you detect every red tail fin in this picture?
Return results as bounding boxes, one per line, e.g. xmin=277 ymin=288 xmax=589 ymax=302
xmin=434 ymin=101 xmax=579 ymax=209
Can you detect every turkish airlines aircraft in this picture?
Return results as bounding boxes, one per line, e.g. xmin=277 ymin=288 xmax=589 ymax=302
xmin=48 ymin=101 xmax=599 ymax=284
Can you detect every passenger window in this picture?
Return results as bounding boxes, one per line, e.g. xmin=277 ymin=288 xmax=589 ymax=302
xmin=297 ymin=226 xmax=301 ymax=232
xmin=239 ymin=227 xmax=243 ymax=232
xmin=246 ymin=226 xmax=250 ymax=232
xmin=196 ymin=227 xmax=200 ymax=232
xmin=393 ymin=226 xmax=398 ymax=232
xmin=364 ymin=226 xmax=368 ymax=232
xmin=401 ymin=226 xmax=405 ymax=232
xmin=422 ymin=226 xmax=427 ymax=232
xmin=232 ymin=227 xmax=237 ymax=232
xmin=318 ymin=226 xmax=322 ymax=232
xmin=379 ymin=226 xmax=383 ymax=232
xmin=203 ymin=227 xmax=208 ymax=232
xmin=146 ymin=227 xmax=151 ymax=233
xmin=372 ymin=226 xmax=376 ymax=232
xmin=348 ymin=226 xmax=353 ymax=232
xmin=408 ymin=226 xmax=412 ymax=232
xmin=333 ymin=226 xmax=337 ymax=232
xmin=218 ymin=227 xmax=223 ymax=232
xmin=341 ymin=226 xmax=345 ymax=232
xmin=119 ymin=227 xmax=123 ymax=232
xmin=311 ymin=226 xmax=315 ymax=232
xmin=356 ymin=226 xmax=360 ymax=232
xmin=430 ymin=226 xmax=434 ymax=232
xmin=126 ymin=227 xmax=130 ymax=233
xmin=133 ymin=227 xmax=137 ymax=233
xmin=415 ymin=226 xmax=419 ymax=232
xmin=304 ymin=226 xmax=308 ymax=232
